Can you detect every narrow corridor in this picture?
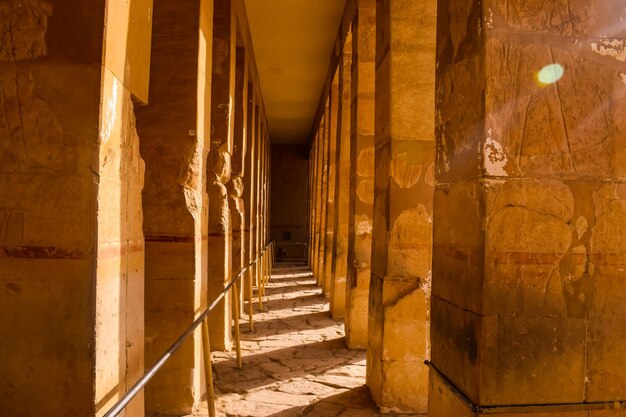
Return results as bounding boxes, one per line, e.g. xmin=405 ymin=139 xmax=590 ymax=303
xmin=196 ymin=265 xmax=422 ymax=417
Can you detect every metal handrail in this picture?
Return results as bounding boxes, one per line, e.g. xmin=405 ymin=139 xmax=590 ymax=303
xmin=103 ymin=241 xmax=275 ymax=417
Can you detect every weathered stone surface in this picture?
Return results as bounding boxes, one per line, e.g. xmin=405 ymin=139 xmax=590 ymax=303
xmin=0 ymin=1 xmax=52 ymax=61
xmin=243 ymin=93 xmax=257 ymax=311
xmin=367 ymin=0 xmax=436 ymax=413
xmin=96 ymin=67 xmax=148 ymax=417
xmin=0 ymin=1 xmax=283 ymax=416
xmin=316 ymin=109 xmax=330 ymax=288
xmin=230 ymin=48 xmax=248 ymax=318
xmin=310 ymin=127 xmax=324 ymax=277
xmin=330 ymin=38 xmax=352 ymax=321
xmin=345 ymin=0 xmax=376 ymax=351
xmin=323 ymin=77 xmax=339 ymax=299
xmin=206 ymin=0 xmax=238 ymax=351
xmin=432 ymin=0 xmax=626 ymax=414
xmin=0 ymin=1 xmax=150 ymax=416
xmin=135 ymin=1 xmax=209 ymax=413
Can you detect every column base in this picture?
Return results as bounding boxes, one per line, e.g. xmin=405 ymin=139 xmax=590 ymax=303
xmin=428 ymin=366 xmax=626 ymax=417
xmin=344 ymin=267 xmax=370 ymax=349
xmin=367 ymin=351 xmax=428 ymax=414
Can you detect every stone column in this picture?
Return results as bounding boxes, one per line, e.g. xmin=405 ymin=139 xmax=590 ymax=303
xmin=345 ymin=0 xmax=375 ymax=350
xmin=208 ymin=0 xmax=236 ymax=350
xmin=136 ymin=0 xmax=212 ymax=413
xmin=316 ymin=108 xmax=330 ymax=287
xmin=261 ymin=127 xmax=269 ymax=258
xmin=243 ymin=88 xmax=256 ymax=308
xmin=367 ymin=0 xmax=436 ymax=413
xmin=97 ymin=2 xmax=153 ymax=415
xmin=429 ymin=1 xmax=626 ymax=416
xmin=266 ymin=138 xmax=270 ymax=254
xmin=331 ymin=32 xmax=353 ymax=319
xmin=259 ymin=129 xmax=265 ymax=263
xmin=229 ymin=48 xmax=248 ymax=315
xmin=266 ymin=129 xmax=270 ymax=247
xmin=323 ymin=77 xmax=340 ymax=297
xmin=0 ymin=2 xmax=151 ymax=416
xmin=255 ymin=116 xmax=263 ymax=287
xmin=308 ymin=144 xmax=315 ymax=266
xmin=312 ymin=128 xmax=323 ymax=276
xmin=308 ymin=140 xmax=315 ymax=266
xmin=263 ymin=132 xmax=270 ymax=247
xmin=262 ymin=124 xmax=267 ymax=265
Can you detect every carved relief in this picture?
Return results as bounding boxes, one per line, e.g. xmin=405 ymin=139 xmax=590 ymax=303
xmin=228 ymin=175 xmax=245 ymax=258
xmin=390 ymin=153 xmax=422 ymax=189
xmin=212 ymin=38 xmax=229 ymax=74
xmin=0 ymin=70 xmax=76 ymax=173
xmin=209 ymin=149 xmax=231 ymax=233
xmin=356 ymin=179 xmax=374 ymax=204
xmin=0 ymin=0 xmax=52 ymax=62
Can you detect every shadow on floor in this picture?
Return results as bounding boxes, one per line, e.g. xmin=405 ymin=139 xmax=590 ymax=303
xmin=213 ymin=337 xmax=363 ymax=393
xmin=265 ymin=386 xmax=380 ymax=417
xmin=261 ymin=283 xmax=320 ymax=297
xmin=209 ymin=264 xmax=419 ymax=417
xmin=239 ymin=311 xmax=338 ymax=341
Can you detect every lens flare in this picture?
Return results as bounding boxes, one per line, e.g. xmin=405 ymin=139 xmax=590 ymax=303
xmin=537 ymin=64 xmax=564 ymax=86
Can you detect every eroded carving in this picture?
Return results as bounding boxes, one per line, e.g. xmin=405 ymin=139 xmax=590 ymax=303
xmin=209 ymin=148 xmax=231 ymax=233
xmin=212 ymin=38 xmax=229 ymax=74
xmin=0 ymin=0 xmax=52 ymax=62
xmin=0 ymin=70 xmax=76 ymax=172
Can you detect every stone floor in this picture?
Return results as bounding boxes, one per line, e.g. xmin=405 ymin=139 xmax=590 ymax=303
xmin=196 ymin=264 xmax=421 ymax=417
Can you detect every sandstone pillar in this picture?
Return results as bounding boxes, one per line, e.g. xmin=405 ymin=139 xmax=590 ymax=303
xmin=255 ymin=117 xmax=263 ymax=287
xmin=229 ymin=47 xmax=248 ymax=315
xmin=261 ymin=127 xmax=269 ymax=265
xmin=367 ymin=0 xmax=436 ymax=413
xmin=263 ymin=129 xmax=270 ymax=254
xmin=243 ymin=90 xmax=256 ymax=311
xmin=136 ymin=0 xmax=212 ymax=413
xmin=311 ymin=128 xmax=323 ymax=277
xmin=258 ymin=128 xmax=266 ymax=269
xmin=97 ymin=3 xmax=153 ymax=415
xmin=429 ymin=1 xmax=626 ymax=416
xmin=0 ymin=2 xmax=151 ymax=416
xmin=331 ymin=37 xmax=352 ymax=319
xmin=307 ymin=143 xmax=312 ymax=266
xmin=345 ymin=0 xmax=375 ymax=350
xmin=316 ymin=108 xmax=330 ymax=286
xmin=308 ymin=142 xmax=315 ymax=266
xmin=208 ymin=0 xmax=236 ymax=350
xmin=323 ymin=77 xmax=340 ymax=297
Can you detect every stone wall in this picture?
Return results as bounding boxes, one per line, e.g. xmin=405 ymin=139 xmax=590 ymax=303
xmin=270 ymin=145 xmax=309 ymax=262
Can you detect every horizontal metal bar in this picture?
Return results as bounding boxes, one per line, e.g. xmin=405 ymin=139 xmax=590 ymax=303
xmin=103 ymin=242 xmax=274 ymax=417
xmin=425 ymin=360 xmax=626 ymax=414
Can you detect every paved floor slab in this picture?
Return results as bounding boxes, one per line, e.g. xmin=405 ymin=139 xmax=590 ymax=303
xmin=187 ymin=264 xmax=424 ymax=417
